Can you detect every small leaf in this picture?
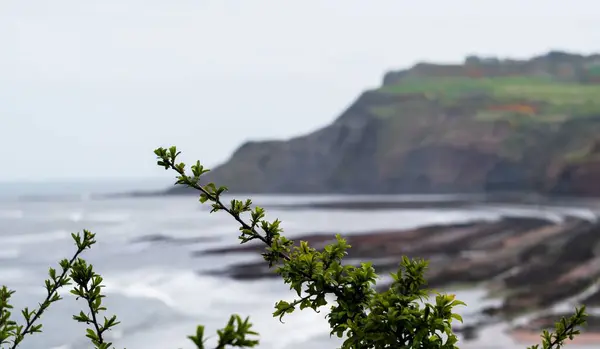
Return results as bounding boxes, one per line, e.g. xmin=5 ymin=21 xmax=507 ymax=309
xmin=451 ymin=313 xmax=463 ymax=323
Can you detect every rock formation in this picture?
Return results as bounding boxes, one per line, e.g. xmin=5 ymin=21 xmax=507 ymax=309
xmin=196 ymin=213 xmax=600 ymax=335
xmin=167 ymin=51 xmax=600 ymax=196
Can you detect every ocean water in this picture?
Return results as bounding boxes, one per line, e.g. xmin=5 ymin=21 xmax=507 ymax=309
xmin=0 ymin=183 xmax=598 ymax=349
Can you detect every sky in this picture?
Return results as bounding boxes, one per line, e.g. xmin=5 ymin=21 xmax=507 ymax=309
xmin=1 ymin=0 xmax=599 ymax=182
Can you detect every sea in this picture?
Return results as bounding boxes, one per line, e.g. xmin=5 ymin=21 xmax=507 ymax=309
xmin=0 ymin=180 xmax=598 ymax=349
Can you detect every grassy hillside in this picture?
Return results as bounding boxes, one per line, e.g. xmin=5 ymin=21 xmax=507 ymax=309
xmin=378 ymin=76 xmax=600 ymax=122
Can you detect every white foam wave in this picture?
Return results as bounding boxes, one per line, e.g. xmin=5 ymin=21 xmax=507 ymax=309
xmin=86 ymin=212 xmax=131 ymax=223
xmin=101 ymin=269 xmax=229 ymax=313
xmin=0 ymin=230 xmax=69 ymax=245
xmin=103 ymin=280 xmax=177 ymax=309
xmin=69 ymin=211 xmax=84 ymax=222
xmin=484 ymin=204 xmax=598 ymax=223
xmin=49 ymin=345 xmax=71 ymax=349
xmin=0 ymin=209 xmax=24 ymax=219
xmin=36 ymin=210 xmax=131 ymax=224
xmin=0 ymin=248 xmax=20 ymax=259
xmin=99 ymin=268 xmax=337 ymax=349
xmin=159 ymin=225 xmax=232 ymax=240
xmin=272 ymin=209 xmax=503 ymax=238
xmin=0 ymin=268 xmax=27 ymax=282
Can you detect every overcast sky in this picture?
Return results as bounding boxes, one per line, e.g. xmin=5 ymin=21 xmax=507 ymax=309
xmin=1 ymin=0 xmax=599 ymax=182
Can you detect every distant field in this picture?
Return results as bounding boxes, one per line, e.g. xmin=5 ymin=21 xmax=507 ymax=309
xmin=474 ymin=111 xmax=571 ymax=123
xmin=378 ymin=76 xmax=600 ymax=121
xmin=381 ymin=76 xmax=600 ymax=102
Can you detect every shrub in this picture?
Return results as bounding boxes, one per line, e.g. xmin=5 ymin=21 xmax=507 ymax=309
xmin=0 ymin=146 xmax=588 ymax=349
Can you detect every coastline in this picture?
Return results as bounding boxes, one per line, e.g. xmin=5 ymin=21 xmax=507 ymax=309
xmin=5 ymin=191 xmax=600 ymax=347
xmin=191 ymin=199 xmax=600 ymax=342
xmin=97 ymin=188 xmax=600 ymax=344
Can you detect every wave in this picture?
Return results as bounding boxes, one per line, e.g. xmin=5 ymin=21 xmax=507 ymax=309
xmin=483 ymin=204 xmax=597 ymax=223
xmin=0 ymin=230 xmax=69 ymax=245
xmin=68 ymin=211 xmax=84 ymax=222
xmin=64 ymin=211 xmax=131 ymax=223
xmin=0 ymin=209 xmax=24 ymax=219
xmin=130 ymin=233 xmax=218 ymax=245
xmin=100 ymin=269 xmax=224 ymax=313
xmin=0 ymin=207 xmax=132 ymax=225
xmin=102 ymin=275 xmax=177 ymax=309
xmin=96 ymin=268 xmax=338 ymax=348
xmin=15 ymin=193 xmax=95 ymax=203
xmin=54 ymin=210 xmax=131 ymax=224
xmin=0 ymin=248 xmax=20 ymax=259
xmin=0 ymin=268 xmax=27 ymax=283
xmin=48 ymin=346 xmax=70 ymax=349
xmin=85 ymin=212 xmax=131 ymax=224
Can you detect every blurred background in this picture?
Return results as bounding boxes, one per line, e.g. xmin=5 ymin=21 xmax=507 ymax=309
xmin=2 ymin=1 xmax=600 ymax=348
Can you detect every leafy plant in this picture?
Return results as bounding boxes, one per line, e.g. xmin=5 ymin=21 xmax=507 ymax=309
xmin=153 ymin=146 xmax=588 ymax=349
xmin=0 ymin=145 xmax=588 ymax=349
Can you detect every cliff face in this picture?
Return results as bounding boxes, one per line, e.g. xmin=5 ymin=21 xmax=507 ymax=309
xmin=168 ymin=51 xmax=600 ymax=196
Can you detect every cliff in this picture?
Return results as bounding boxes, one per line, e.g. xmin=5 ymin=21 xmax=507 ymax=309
xmin=167 ymin=50 xmax=600 ymax=196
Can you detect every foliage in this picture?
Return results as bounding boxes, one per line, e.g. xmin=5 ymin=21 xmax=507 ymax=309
xmin=153 ymin=146 xmax=589 ymax=349
xmin=0 ymin=145 xmax=589 ymax=349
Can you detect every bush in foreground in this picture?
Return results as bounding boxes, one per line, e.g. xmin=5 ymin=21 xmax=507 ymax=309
xmin=0 ymin=146 xmax=588 ymax=349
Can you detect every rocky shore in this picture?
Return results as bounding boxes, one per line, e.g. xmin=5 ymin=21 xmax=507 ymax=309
xmin=194 ymin=205 xmax=600 ymax=339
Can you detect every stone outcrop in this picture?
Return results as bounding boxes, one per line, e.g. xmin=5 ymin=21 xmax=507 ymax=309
xmin=166 ymin=51 xmax=600 ymax=196
xmin=196 ymin=211 xmax=600 ymax=329
xmin=550 ymin=140 xmax=600 ymax=196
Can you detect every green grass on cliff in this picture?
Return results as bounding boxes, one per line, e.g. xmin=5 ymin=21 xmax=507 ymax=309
xmin=379 ymin=76 xmax=600 ymax=119
xmin=474 ymin=111 xmax=570 ymax=123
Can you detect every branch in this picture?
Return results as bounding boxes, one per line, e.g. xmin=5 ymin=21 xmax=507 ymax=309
xmin=9 ymin=231 xmax=96 ymax=349
xmin=70 ymin=258 xmax=120 ymax=349
xmin=160 ymin=153 xmax=345 ymax=299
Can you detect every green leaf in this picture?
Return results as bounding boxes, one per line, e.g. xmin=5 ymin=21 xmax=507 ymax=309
xmin=450 ymin=313 xmax=463 ymax=323
xmin=450 ymin=299 xmax=467 ymax=307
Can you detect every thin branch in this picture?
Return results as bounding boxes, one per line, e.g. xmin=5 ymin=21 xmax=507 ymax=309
xmin=10 ymin=247 xmax=87 ymax=349
xmin=165 ymin=158 xmax=346 ymax=299
xmin=82 ymin=283 xmax=105 ymax=345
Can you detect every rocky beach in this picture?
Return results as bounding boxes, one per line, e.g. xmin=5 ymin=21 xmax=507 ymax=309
xmin=4 ymin=188 xmax=600 ymax=348
xmin=195 ymin=198 xmax=600 ymax=342
xmin=148 ymin=52 xmax=600 ymax=343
